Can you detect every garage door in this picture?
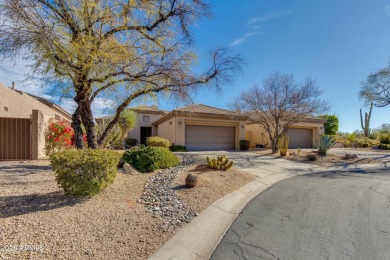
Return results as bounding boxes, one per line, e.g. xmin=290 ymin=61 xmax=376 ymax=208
xmin=286 ymin=128 xmax=313 ymax=148
xmin=185 ymin=125 xmax=235 ymax=151
xmin=0 ymin=118 xmax=31 ymax=160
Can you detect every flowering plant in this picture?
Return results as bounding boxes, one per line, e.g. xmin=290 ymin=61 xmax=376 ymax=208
xmin=44 ymin=119 xmax=75 ymax=155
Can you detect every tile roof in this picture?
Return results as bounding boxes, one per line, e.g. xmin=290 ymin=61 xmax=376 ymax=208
xmin=128 ymin=106 xmax=167 ymax=114
xmin=173 ymin=104 xmax=239 ymax=116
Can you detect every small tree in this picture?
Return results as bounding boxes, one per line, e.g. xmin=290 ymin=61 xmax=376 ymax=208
xmin=233 ymin=72 xmax=328 ymax=153
xmin=319 ymin=114 xmax=339 ymax=135
xmin=360 ymin=67 xmax=390 ymax=108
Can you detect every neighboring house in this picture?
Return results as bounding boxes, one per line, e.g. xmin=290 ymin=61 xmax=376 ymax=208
xmin=246 ymin=117 xmax=326 ymax=149
xmin=127 ymin=106 xmax=167 ymax=145
xmin=131 ymin=104 xmax=326 ymax=151
xmin=153 ymin=104 xmax=247 ymax=151
xmin=0 ymin=82 xmax=72 ymax=160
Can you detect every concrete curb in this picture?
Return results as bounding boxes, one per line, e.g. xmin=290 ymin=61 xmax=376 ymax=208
xmin=149 ymin=171 xmax=297 ymax=260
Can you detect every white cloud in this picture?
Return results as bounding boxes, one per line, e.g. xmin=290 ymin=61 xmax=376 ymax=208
xmin=246 ymin=10 xmax=292 ymax=26
xmin=230 ymin=31 xmax=261 ymax=47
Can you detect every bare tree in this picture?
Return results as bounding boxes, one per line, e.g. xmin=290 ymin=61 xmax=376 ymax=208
xmin=360 ymin=67 xmax=390 ymax=108
xmin=233 ymin=72 xmax=328 ymax=153
xmin=0 ymin=0 xmax=242 ymax=148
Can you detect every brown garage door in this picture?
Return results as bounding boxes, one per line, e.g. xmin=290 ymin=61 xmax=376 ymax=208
xmin=185 ymin=125 xmax=235 ymax=151
xmin=0 ymin=118 xmax=31 ymax=160
xmin=286 ymin=128 xmax=313 ymax=148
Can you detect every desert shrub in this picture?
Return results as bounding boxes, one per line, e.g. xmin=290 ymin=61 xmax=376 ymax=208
xmin=343 ymin=153 xmax=358 ymax=160
xmin=44 ymin=119 xmax=76 ymax=155
xmin=146 ymin=136 xmax=170 ymax=148
xmin=381 ymin=144 xmax=390 ymax=150
xmin=378 ymin=144 xmax=382 ymax=149
xmin=361 ymin=142 xmax=370 ymax=148
xmin=297 ymin=148 xmax=302 ymax=156
xmin=122 ymin=146 xmax=179 ymax=172
xmin=239 ymin=140 xmax=250 ymax=150
xmin=50 ymin=149 xmax=121 ymax=196
xmin=343 ymin=140 xmax=351 ymax=148
xmin=307 ymin=154 xmax=318 ymax=161
xmin=315 ymin=135 xmax=336 ymax=156
xmin=380 ymin=134 xmax=390 ymax=144
xmin=169 ymin=144 xmax=188 ymax=152
xmin=278 ymin=136 xmax=289 ymax=156
xmin=124 ymin=138 xmax=137 ymax=146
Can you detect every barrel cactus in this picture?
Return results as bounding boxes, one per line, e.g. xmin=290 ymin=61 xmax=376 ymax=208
xmin=185 ymin=173 xmax=198 ymax=188
xmin=206 ymin=155 xmax=234 ymax=171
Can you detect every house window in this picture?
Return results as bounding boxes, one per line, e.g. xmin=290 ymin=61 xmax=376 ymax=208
xmin=4 ymin=106 xmax=8 ymax=111
xmin=55 ymin=114 xmax=61 ymax=121
xmin=143 ymin=116 xmax=150 ymax=122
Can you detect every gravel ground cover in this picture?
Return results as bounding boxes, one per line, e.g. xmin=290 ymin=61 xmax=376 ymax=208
xmin=0 ymin=155 xmax=255 ymax=259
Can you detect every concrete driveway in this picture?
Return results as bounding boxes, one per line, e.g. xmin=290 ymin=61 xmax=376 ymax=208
xmin=211 ymin=167 xmax=390 ymax=260
xmin=186 ymin=150 xmax=321 ymax=178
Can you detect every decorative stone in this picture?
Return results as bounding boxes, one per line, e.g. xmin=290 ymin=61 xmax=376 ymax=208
xmin=123 ymin=163 xmax=138 ymax=174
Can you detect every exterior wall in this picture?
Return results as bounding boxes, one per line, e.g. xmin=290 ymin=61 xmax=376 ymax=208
xmin=245 ymin=122 xmax=325 ymax=148
xmin=157 ymin=117 xmax=176 ymax=145
xmin=1 ymin=83 xmax=72 ymax=159
xmin=245 ymin=124 xmax=271 ymax=148
xmin=127 ymin=113 xmax=164 ymax=144
xmin=157 ymin=117 xmax=246 ymax=150
xmin=0 ymin=83 xmax=69 ymax=121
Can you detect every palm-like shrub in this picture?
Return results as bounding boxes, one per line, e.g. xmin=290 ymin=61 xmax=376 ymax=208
xmin=315 ymin=135 xmax=336 ymax=156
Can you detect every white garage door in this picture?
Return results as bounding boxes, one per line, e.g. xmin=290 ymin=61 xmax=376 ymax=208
xmin=185 ymin=125 xmax=235 ymax=151
xmin=286 ymin=128 xmax=313 ymax=148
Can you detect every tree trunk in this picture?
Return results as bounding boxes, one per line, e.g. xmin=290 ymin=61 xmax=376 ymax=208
xmin=71 ymin=106 xmax=84 ymax=149
xmin=74 ymin=81 xmax=98 ymax=149
xmin=79 ymin=99 xmax=98 ymax=149
xmin=271 ymin=138 xmax=279 ymax=153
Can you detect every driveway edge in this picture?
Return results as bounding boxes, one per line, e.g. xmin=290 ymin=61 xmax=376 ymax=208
xmin=148 ymin=171 xmax=296 ymax=260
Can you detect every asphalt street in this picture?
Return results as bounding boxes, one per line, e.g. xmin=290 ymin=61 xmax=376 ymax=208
xmin=211 ymin=167 xmax=390 ymax=260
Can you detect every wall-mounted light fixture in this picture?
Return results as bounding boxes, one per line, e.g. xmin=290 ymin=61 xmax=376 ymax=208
xmin=169 ymin=121 xmax=172 ymax=125
xmin=241 ymin=125 xmax=244 ymax=128
xmin=178 ymin=120 xmax=183 ymax=126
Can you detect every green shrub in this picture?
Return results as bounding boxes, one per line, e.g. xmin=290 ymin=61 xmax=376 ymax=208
xmin=381 ymin=144 xmax=390 ymax=150
xmin=124 ymin=138 xmax=137 ymax=146
xmin=50 ymin=149 xmax=121 ymax=197
xmin=123 ymin=146 xmax=179 ymax=172
xmin=380 ymin=134 xmax=390 ymax=144
xmin=145 ymin=136 xmax=170 ymax=148
xmin=169 ymin=144 xmax=188 ymax=152
xmin=361 ymin=142 xmax=370 ymax=148
xmin=239 ymin=140 xmax=250 ymax=150
xmin=343 ymin=140 xmax=351 ymax=148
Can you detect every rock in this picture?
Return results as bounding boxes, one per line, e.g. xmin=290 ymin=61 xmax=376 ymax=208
xmin=140 ymin=154 xmax=198 ymax=229
xmin=123 ymin=163 xmax=138 ymax=174
xmin=117 ymin=157 xmax=125 ymax=168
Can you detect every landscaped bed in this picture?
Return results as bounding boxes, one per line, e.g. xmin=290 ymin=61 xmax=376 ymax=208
xmin=0 ymin=156 xmax=254 ymax=259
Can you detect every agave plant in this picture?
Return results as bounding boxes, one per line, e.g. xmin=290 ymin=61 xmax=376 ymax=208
xmin=315 ymin=135 xmax=336 ymax=156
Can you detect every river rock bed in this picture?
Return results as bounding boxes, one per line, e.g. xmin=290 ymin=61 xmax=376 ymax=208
xmin=139 ymin=154 xmax=198 ymax=230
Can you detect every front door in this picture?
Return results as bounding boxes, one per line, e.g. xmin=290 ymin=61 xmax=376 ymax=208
xmin=140 ymin=127 xmax=152 ymax=145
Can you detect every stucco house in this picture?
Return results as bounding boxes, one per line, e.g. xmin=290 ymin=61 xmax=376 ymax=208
xmin=0 ymin=82 xmax=72 ymax=160
xmin=128 ymin=104 xmax=326 ymax=150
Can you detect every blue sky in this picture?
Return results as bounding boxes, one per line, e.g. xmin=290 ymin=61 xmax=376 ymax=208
xmin=161 ymin=0 xmax=390 ymax=132
xmin=1 ymin=0 xmax=390 ymax=132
